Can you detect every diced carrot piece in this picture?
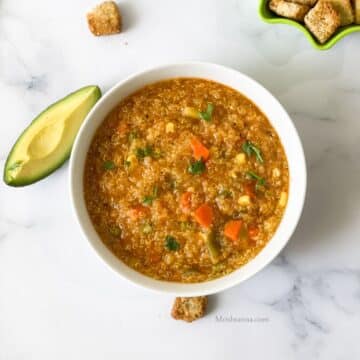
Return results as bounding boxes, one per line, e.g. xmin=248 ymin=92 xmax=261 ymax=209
xmin=128 ymin=205 xmax=149 ymax=220
xmin=248 ymin=225 xmax=259 ymax=238
xmin=224 ymin=220 xmax=243 ymax=241
xmin=194 ymin=204 xmax=213 ymax=228
xmin=191 ymin=137 xmax=210 ymax=161
xmin=180 ymin=192 xmax=192 ymax=212
xmin=244 ymin=182 xmax=256 ymax=198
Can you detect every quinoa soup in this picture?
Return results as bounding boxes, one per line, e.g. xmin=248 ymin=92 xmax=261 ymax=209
xmin=84 ymin=78 xmax=289 ymax=283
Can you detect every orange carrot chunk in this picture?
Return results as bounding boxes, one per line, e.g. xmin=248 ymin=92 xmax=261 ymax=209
xmin=191 ymin=137 xmax=210 ymax=161
xmin=194 ymin=204 xmax=213 ymax=228
xmin=224 ymin=220 xmax=243 ymax=241
xmin=180 ymin=192 xmax=192 ymax=212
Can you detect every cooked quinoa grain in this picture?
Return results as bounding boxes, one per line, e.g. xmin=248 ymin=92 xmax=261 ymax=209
xmin=84 ymin=78 xmax=289 ymax=283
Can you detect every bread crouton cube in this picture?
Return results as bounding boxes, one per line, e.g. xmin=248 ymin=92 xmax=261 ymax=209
xmin=288 ymin=0 xmax=318 ymax=5
xmin=305 ymin=1 xmax=341 ymax=43
xmin=269 ymin=0 xmax=311 ymax=21
xmin=354 ymin=0 xmax=360 ymax=24
xmin=171 ymin=296 xmax=207 ymax=322
xmin=319 ymin=0 xmax=354 ymax=25
xmin=87 ymin=1 xmax=122 ymax=36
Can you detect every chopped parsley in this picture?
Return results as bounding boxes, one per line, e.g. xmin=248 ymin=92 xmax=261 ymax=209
xmin=136 ymin=146 xmax=153 ymax=159
xmin=199 ymin=103 xmax=214 ymax=122
xmin=246 ymin=171 xmax=266 ymax=190
xmin=142 ymin=186 xmax=159 ymax=206
xmin=136 ymin=145 xmax=162 ymax=159
xmin=142 ymin=196 xmax=153 ymax=206
xmin=103 ymin=160 xmax=116 ymax=170
xmin=188 ymin=158 xmax=206 ymax=175
xmin=242 ymin=141 xmax=264 ymax=163
xmin=165 ymin=235 xmax=180 ymax=251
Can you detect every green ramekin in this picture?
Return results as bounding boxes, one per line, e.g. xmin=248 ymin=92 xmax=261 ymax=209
xmin=258 ymin=0 xmax=360 ymax=50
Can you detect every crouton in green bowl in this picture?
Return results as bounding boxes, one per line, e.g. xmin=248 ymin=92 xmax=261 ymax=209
xmin=259 ymin=0 xmax=360 ymax=50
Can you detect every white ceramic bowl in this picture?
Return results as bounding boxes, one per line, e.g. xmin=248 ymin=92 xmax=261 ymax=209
xmin=70 ymin=62 xmax=306 ymax=296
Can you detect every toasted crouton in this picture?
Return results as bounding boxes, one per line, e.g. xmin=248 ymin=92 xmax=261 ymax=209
xmin=319 ymin=0 xmax=354 ymax=25
xmin=354 ymin=0 xmax=360 ymax=24
xmin=171 ymin=297 xmax=207 ymax=322
xmin=288 ymin=0 xmax=318 ymax=5
xmin=269 ymin=0 xmax=311 ymax=21
xmin=305 ymin=1 xmax=341 ymax=43
xmin=87 ymin=1 xmax=122 ymax=36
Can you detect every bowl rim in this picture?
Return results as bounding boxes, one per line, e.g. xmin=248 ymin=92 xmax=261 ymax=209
xmin=258 ymin=0 xmax=360 ymax=50
xmin=69 ymin=61 xmax=307 ymax=296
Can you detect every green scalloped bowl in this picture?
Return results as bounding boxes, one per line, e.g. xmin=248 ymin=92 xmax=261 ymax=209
xmin=259 ymin=0 xmax=360 ymax=50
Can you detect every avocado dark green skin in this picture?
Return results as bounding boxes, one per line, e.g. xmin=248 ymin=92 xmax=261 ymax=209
xmin=3 ymin=85 xmax=101 ymax=187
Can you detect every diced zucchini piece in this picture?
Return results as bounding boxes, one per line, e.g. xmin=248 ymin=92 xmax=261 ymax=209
xmin=201 ymin=231 xmax=221 ymax=264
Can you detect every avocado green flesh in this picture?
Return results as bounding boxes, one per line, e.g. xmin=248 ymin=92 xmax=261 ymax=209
xmin=3 ymin=85 xmax=101 ymax=186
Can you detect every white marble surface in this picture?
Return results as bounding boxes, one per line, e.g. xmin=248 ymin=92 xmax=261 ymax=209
xmin=1 ymin=0 xmax=360 ymax=358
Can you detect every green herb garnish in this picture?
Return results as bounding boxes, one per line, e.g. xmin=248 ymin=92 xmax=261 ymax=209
xmin=246 ymin=171 xmax=266 ymax=190
xmin=142 ymin=186 xmax=159 ymax=206
xmin=142 ymin=197 xmax=153 ymax=206
xmin=136 ymin=145 xmax=154 ymax=159
xmin=199 ymin=103 xmax=214 ymax=122
xmin=165 ymin=235 xmax=180 ymax=251
xmin=242 ymin=141 xmax=264 ymax=163
xmin=103 ymin=160 xmax=116 ymax=170
xmin=188 ymin=158 xmax=206 ymax=175
xmin=124 ymin=160 xmax=131 ymax=167
xmin=136 ymin=145 xmax=162 ymax=159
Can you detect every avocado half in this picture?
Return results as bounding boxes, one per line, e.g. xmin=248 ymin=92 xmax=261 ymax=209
xmin=3 ymin=85 xmax=101 ymax=187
